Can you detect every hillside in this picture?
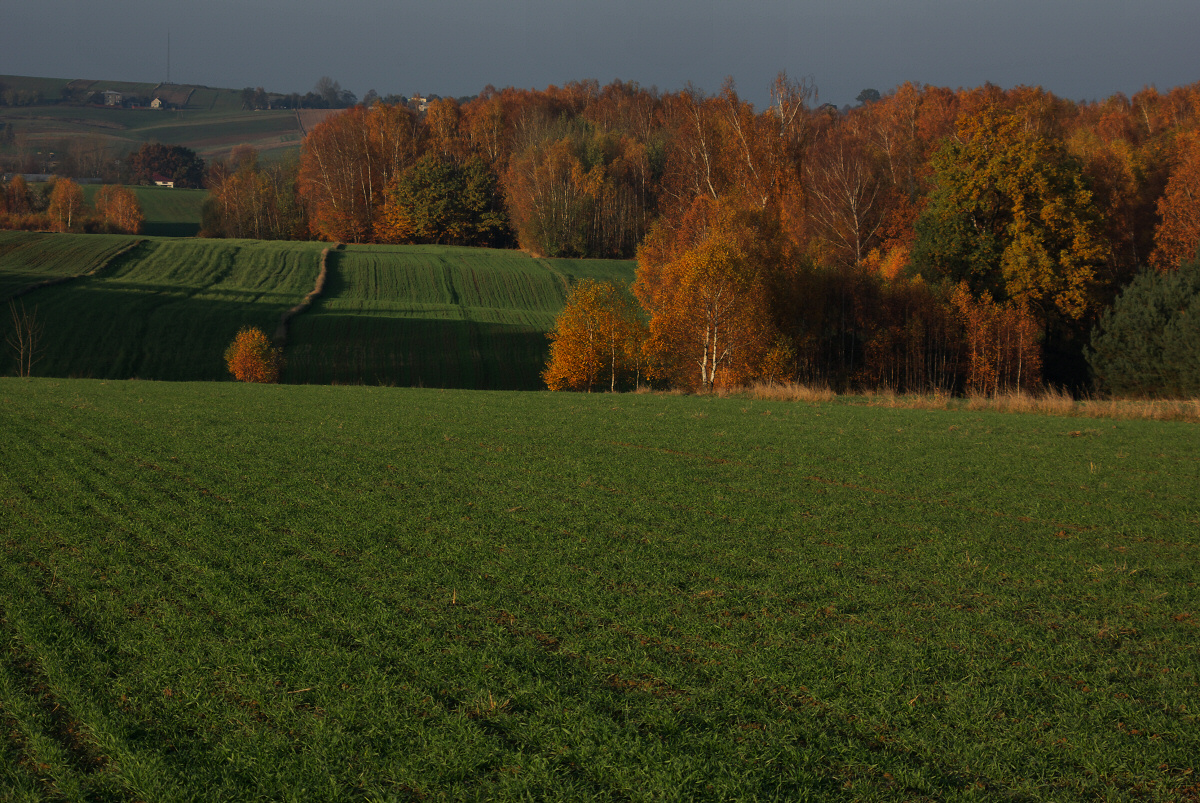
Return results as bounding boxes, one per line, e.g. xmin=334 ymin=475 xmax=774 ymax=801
xmin=0 ymin=232 xmax=636 ymax=386
xmin=1 ymin=74 xmax=307 ymax=163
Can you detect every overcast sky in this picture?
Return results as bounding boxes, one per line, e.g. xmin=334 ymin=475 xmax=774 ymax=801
xmin=2 ymin=0 xmax=1197 ymax=109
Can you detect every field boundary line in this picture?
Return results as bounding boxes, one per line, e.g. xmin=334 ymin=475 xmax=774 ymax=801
xmin=274 ymin=244 xmax=337 ymax=347
xmin=6 ymin=238 xmax=146 ymax=302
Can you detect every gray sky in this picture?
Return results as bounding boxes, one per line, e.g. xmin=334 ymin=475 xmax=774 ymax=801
xmin=2 ymin=0 xmax=1197 ymax=109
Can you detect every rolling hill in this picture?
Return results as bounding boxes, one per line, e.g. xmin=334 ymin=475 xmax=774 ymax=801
xmin=1 ymin=74 xmax=313 ymax=163
xmin=0 ymin=232 xmax=636 ymax=387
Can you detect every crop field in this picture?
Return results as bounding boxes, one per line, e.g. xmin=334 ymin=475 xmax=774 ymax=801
xmin=19 ymin=239 xmax=322 ymax=380
xmin=284 ymin=245 xmax=636 ymax=388
xmin=0 ymin=379 xmax=1195 ymax=801
xmin=0 ymin=232 xmax=141 ymax=301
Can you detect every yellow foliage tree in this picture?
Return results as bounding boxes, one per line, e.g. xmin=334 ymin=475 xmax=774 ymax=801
xmin=94 ymin=185 xmax=144 ymax=234
xmin=48 ymin=178 xmax=85 ymax=231
xmin=634 ymin=198 xmax=785 ymax=391
xmin=543 ymin=279 xmax=645 ymax=392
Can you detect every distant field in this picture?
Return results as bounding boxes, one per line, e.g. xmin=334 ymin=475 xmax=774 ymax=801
xmin=18 ymin=238 xmax=322 ymax=380
xmin=0 ymin=82 xmax=304 ymax=162
xmin=79 ymin=184 xmax=207 ymax=237
xmin=1 ymin=233 xmax=634 ymax=385
xmin=1 ymin=74 xmax=244 ymax=112
xmin=0 ymin=379 xmax=1195 ymax=800
xmin=285 ymin=244 xmax=636 ymax=388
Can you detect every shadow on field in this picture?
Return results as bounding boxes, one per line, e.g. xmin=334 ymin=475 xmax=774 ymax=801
xmin=10 ymin=283 xmax=295 ymax=382
xmin=141 ymin=222 xmax=201 ymax=238
xmin=283 ymin=314 xmax=551 ymax=390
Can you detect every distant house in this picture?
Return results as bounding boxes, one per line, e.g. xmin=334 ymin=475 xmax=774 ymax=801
xmin=152 ymin=174 xmax=174 ymax=188
xmin=150 ymin=97 xmax=164 ymax=110
xmin=103 ymin=90 xmax=123 ymax=106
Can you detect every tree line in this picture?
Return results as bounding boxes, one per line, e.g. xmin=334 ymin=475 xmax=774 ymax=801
xmin=0 ymin=176 xmax=142 ymax=234
xmin=9 ymin=75 xmax=1200 ymax=394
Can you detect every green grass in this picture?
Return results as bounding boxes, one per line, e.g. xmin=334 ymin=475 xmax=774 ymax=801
xmin=0 ymin=379 xmax=1196 ymax=800
xmin=285 ymin=244 xmax=636 ymax=388
xmin=22 ymin=238 xmax=322 ymax=380
xmin=0 ymin=232 xmax=141 ymax=301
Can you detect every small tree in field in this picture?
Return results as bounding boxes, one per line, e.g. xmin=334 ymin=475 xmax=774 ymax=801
xmin=224 ymin=326 xmax=283 ymax=383
xmin=7 ymin=300 xmax=44 ymax=377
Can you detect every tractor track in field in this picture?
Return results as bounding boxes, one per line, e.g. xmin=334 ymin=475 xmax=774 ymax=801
xmin=274 ymin=243 xmax=337 ymax=347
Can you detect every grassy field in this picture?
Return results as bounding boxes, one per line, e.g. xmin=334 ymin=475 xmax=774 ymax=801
xmin=0 ymin=95 xmax=304 ymax=162
xmin=0 ymin=379 xmax=1195 ymax=800
xmin=1 ymin=75 xmax=245 ymax=112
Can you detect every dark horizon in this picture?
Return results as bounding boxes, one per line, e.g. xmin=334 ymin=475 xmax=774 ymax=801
xmin=2 ymin=0 xmax=1198 ymax=111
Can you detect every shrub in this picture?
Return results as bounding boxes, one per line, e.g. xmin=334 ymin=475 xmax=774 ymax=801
xmin=224 ymin=326 xmax=284 ymax=383
xmin=1087 ymin=260 xmax=1200 ymax=397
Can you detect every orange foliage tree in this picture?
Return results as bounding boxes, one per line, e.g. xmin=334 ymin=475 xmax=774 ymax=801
xmin=950 ymin=282 xmax=1042 ymax=395
xmin=94 ymin=186 xmax=144 ymax=234
xmin=543 ymin=279 xmax=645 ymax=392
xmin=635 ymin=198 xmax=786 ymax=391
xmin=224 ymin=326 xmax=284 ymax=383
xmin=48 ymin=178 xmax=85 ymax=231
xmin=1151 ymin=131 xmax=1200 ymax=271
xmin=298 ymin=104 xmax=420 ymax=242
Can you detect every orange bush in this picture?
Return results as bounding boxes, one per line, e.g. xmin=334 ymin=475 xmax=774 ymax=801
xmin=224 ymin=326 xmax=283 ymax=383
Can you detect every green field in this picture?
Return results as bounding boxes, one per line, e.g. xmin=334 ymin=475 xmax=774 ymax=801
xmin=285 ymin=245 xmax=635 ymax=388
xmin=0 ymin=233 xmax=634 ymax=387
xmin=11 ymin=238 xmax=323 ymax=380
xmin=0 ymin=379 xmax=1196 ymax=800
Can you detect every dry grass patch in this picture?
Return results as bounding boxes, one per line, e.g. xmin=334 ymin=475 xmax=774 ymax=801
xmin=870 ymin=387 xmax=1200 ymax=423
xmin=737 ymin=381 xmax=836 ymax=402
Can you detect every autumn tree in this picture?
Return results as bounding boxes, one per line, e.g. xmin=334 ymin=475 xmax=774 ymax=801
xmin=225 ymin=326 xmax=284 ymax=383
xmin=203 ymin=149 xmax=305 ymax=240
xmin=127 ymin=142 xmax=205 ymax=188
xmin=634 ymin=198 xmax=786 ymax=391
xmin=505 ymin=121 xmax=656 ymax=258
xmin=543 ymin=279 xmax=645 ymax=392
xmin=298 ymin=103 xmax=420 ymax=242
xmin=950 ymin=283 xmax=1042 ymax=395
xmin=94 ymin=185 xmax=144 ymax=233
xmin=382 ymin=154 xmax=508 ymax=246
xmin=47 ymin=178 xmax=85 ymax=231
xmin=805 ymin=119 xmax=887 ymax=266
xmin=1151 ymin=131 xmax=1200 ymax=271
xmin=4 ymin=175 xmax=32 ymax=216
xmin=911 ymin=107 xmax=1104 ymax=323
